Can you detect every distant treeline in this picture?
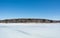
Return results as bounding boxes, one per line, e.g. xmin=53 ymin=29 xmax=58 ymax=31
xmin=0 ymin=18 xmax=60 ymax=23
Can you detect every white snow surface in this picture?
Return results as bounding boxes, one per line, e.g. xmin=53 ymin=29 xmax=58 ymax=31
xmin=0 ymin=23 xmax=60 ymax=38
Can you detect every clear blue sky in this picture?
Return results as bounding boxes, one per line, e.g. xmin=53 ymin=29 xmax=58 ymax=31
xmin=0 ymin=0 xmax=60 ymax=20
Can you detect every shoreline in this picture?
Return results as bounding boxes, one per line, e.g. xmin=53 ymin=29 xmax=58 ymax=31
xmin=0 ymin=23 xmax=60 ymax=26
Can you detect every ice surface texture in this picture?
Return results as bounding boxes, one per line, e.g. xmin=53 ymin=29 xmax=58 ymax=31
xmin=0 ymin=23 xmax=60 ymax=38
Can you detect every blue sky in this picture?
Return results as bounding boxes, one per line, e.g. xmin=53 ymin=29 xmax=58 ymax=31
xmin=0 ymin=0 xmax=60 ymax=20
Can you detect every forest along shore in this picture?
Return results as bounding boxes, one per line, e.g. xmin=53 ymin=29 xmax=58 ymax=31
xmin=0 ymin=18 xmax=60 ymax=23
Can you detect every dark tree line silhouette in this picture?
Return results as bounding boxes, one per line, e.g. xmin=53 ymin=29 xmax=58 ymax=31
xmin=0 ymin=18 xmax=60 ymax=23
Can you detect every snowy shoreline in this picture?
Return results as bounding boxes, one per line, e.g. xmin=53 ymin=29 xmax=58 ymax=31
xmin=0 ymin=23 xmax=60 ymax=26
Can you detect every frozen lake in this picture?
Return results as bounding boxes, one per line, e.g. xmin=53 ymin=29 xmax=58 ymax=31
xmin=0 ymin=23 xmax=60 ymax=38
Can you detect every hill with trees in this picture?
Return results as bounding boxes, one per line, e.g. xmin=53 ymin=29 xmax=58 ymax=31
xmin=0 ymin=18 xmax=60 ymax=23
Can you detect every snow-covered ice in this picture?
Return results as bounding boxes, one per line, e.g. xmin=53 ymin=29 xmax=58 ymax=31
xmin=0 ymin=23 xmax=60 ymax=38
